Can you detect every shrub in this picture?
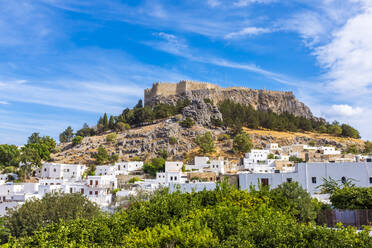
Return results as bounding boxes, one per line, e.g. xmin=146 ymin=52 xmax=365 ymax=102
xmin=106 ymin=133 xmax=117 ymax=143
xmin=72 ymin=136 xmax=83 ymax=146
xmin=179 ymin=117 xmax=195 ymax=128
xmin=4 ymin=193 xmax=101 ymax=238
xmin=217 ymin=134 xmax=230 ymax=141
xmin=169 ymin=137 xmax=177 ymax=145
xmin=115 ymin=122 xmax=130 ymax=132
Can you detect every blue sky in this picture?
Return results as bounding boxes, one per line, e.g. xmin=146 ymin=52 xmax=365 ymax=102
xmin=1 ymin=0 xmax=372 ymax=145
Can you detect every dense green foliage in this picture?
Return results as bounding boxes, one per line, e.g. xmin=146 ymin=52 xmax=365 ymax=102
xmin=59 ymin=126 xmax=74 ymax=143
xmin=232 ymin=132 xmax=253 ymax=154
xmin=72 ymin=135 xmax=83 ymax=146
xmin=330 ymin=187 xmax=372 ymax=210
xmin=143 ymin=157 xmax=166 ymax=177
xmin=195 ymin=132 xmax=215 ymax=154
xmin=0 ymin=145 xmax=20 ymax=168
xmin=218 ymin=100 xmax=360 ymax=138
xmin=364 ymin=141 xmax=372 ymax=154
xmin=106 ymin=133 xmax=117 ymax=143
xmin=179 ymin=117 xmax=195 ymax=128
xmin=3 ymin=193 xmax=101 ymax=239
xmin=92 ymin=145 xmax=118 ymax=165
xmin=6 ymin=183 xmax=372 ymax=247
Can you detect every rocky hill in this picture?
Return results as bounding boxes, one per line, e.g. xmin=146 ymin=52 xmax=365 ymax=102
xmin=52 ymin=119 xmax=364 ymax=165
xmin=145 ymin=80 xmax=315 ymax=119
xmin=52 ymin=81 xmax=364 ymax=164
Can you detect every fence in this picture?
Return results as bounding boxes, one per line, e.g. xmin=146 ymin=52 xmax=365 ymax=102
xmin=318 ymin=209 xmax=372 ymax=227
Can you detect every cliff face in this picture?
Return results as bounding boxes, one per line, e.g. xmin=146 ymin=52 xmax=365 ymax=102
xmin=145 ymin=80 xmax=315 ymax=119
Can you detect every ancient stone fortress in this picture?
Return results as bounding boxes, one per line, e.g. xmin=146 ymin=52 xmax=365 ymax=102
xmin=144 ymin=80 xmax=315 ymax=119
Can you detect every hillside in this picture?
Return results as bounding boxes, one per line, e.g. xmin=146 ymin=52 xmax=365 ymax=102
xmin=53 ymin=80 xmax=364 ymax=165
xmin=52 ymin=120 xmax=364 ymax=165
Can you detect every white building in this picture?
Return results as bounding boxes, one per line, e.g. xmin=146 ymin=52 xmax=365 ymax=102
xmin=318 ymin=146 xmax=341 ymax=155
xmin=265 ymin=143 xmax=281 ymax=151
xmin=95 ymin=165 xmax=117 ymax=176
xmin=156 ymin=171 xmax=187 ymax=185
xmin=36 ymin=163 xmax=86 ymax=180
xmin=239 ymin=162 xmax=372 ymax=194
xmin=165 ymin=161 xmax=183 ymax=172
xmin=116 ymin=161 xmax=143 ymax=174
xmin=186 ymin=157 xmax=225 ymax=174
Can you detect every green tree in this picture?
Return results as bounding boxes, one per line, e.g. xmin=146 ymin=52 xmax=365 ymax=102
xmin=341 ymin=124 xmax=361 ymax=138
xmin=143 ymin=157 xmax=165 ymax=177
xmin=0 ymin=145 xmax=20 ymax=168
xmin=76 ymin=123 xmax=95 ymax=137
xmin=27 ymin=132 xmax=42 ymax=144
xmin=72 ymin=136 xmax=83 ymax=146
xmin=179 ymin=117 xmax=195 ymax=128
xmin=59 ymin=126 xmax=74 ymax=143
xmin=92 ymin=145 xmax=117 ymax=165
xmin=108 ymin=116 xmax=115 ymax=130
xmin=270 ymin=181 xmax=319 ymax=222
xmin=103 ymin=113 xmax=109 ymax=130
xmin=328 ymin=122 xmax=342 ymax=136
xmin=289 ymin=155 xmax=304 ymax=163
xmin=346 ymin=144 xmax=360 ymax=154
xmin=19 ymin=146 xmax=41 ymax=179
xmin=364 ymin=141 xmax=372 ymax=154
xmin=4 ymin=193 xmax=101 ymax=238
xmin=195 ymin=132 xmax=215 ymax=154
xmin=232 ymin=132 xmax=253 ymax=154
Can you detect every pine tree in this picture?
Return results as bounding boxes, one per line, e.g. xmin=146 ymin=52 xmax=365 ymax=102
xmin=103 ymin=113 xmax=108 ymax=130
xmin=108 ymin=116 xmax=115 ymax=130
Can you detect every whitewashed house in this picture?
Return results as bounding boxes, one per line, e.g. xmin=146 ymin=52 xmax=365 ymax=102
xmin=116 ymin=161 xmax=143 ymax=174
xmin=165 ymin=161 xmax=183 ymax=172
xmin=95 ymin=165 xmax=117 ymax=176
xmin=36 ymin=163 xmax=86 ymax=180
xmin=318 ymin=146 xmax=341 ymax=155
xmin=239 ymin=162 xmax=372 ymax=194
xmin=186 ymin=157 xmax=225 ymax=174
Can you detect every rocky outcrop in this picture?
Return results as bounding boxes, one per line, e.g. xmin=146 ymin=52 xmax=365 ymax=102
xmin=145 ymin=80 xmax=315 ymax=119
xmin=182 ymin=100 xmax=223 ymax=127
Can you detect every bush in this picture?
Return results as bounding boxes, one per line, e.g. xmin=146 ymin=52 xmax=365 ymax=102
xmin=7 ymin=184 xmax=372 ymax=247
xmin=169 ymin=137 xmax=177 ymax=145
xmin=233 ymin=132 xmax=253 ymax=154
xmin=72 ymin=136 xmax=83 ymax=146
xmin=106 ymin=133 xmax=117 ymax=143
xmin=4 ymin=193 xmax=101 ymax=238
xmin=217 ymin=134 xmax=230 ymax=141
xmin=128 ymin=177 xmax=141 ymax=184
xmin=92 ymin=145 xmax=118 ymax=165
xmin=143 ymin=157 xmax=166 ymax=177
xmin=195 ymin=132 xmax=215 ymax=154
xmin=179 ymin=117 xmax=195 ymax=128
xmin=330 ymin=187 xmax=372 ymax=209
xmin=115 ymin=122 xmax=130 ymax=132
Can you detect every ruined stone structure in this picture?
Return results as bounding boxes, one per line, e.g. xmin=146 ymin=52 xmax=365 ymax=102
xmin=144 ymin=80 xmax=315 ymax=119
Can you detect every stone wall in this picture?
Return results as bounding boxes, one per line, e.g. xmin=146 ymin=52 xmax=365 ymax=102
xmin=144 ymin=80 xmax=315 ymax=119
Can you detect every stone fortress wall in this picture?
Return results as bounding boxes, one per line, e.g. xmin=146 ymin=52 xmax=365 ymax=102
xmin=144 ymin=80 xmax=221 ymax=100
xmin=144 ymin=80 xmax=314 ymax=119
xmin=144 ymin=80 xmax=292 ymax=102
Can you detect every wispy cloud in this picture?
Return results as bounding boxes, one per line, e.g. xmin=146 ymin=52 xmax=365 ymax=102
xmin=225 ymin=27 xmax=271 ymax=39
xmin=234 ymin=0 xmax=277 ymax=7
xmin=207 ymin=0 xmax=221 ymax=8
xmin=0 ymin=101 xmax=8 ymax=105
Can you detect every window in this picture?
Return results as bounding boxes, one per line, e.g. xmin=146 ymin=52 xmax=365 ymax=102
xmin=90 ymin=180 xmax=93 ymax=185
xmin=174 ymin=176 xmax=177 ymax=181
xmin=367 ymin=158 xmax=372 ymax=162
xmin=95 ymin=191 xmax=98 ymax=195
xmin=287 ymin=178 xmax=292 ymax=182
xmin=67 ymin=169 xmax=70 ymax=172
xmin=70 ymin=188 xmax=73 ymax=193
xmin=170 ymin=176 xmax=173 ymax=181
xmin=89 ymin=191 xmax=92 ymax=195
xmin=53 ymin=168 xmax=56 ymax=172
xmin=261 ymin=178 xmax=269 ymax=186
xmin=312 ymin=177 xmax=317 ymax=184
xmin=369 ymin=177 xmax=372 ymax=184
xmin=341 ymin=177 xmax=346 ymax=184
xmin=81 ymin=188 xmax=84 ymax=194
xmin=44 ymin=168 xmax=47 ymax=172
xmin=95 ymin=180 xmax=98 ymax=186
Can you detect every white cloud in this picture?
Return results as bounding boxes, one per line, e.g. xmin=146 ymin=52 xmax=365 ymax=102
xmin=0 ymin=101 xmax=8 ymax=105
xmin=207 ymin=0 xmax=221 ymax=7
xmin=315 ymin=7 xmax=372 ymax=93
xmin=234 ymin=0 xmax=277 ymax=7
xmin=328 ymin=104 xmax=363 ymax=117
xmin=225 ymin=27 xmax=271 ymax=39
